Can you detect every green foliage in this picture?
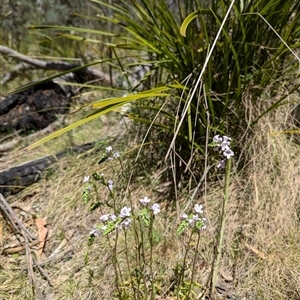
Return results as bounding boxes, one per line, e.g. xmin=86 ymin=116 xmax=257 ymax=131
xmin=25 ymin=0 xmax=300 ymax=177
xmin=82 ymin=184 xmax=92 ymax=203
xmin=139 ymin=208 xmax=151 ymax=227
xmin=177 ymin=220 xmax=189 ymax=235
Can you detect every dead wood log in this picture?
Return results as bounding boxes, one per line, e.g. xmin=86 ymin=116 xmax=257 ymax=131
xmin=0 ymin=45 xmax=112 ymax=86
xmin=0 ymin=45 xmax=115 ymax=134
xmin=0 ymin=81 xmax=70 ymax=133
xmin=0 ymin=142 xmax=99 ymax=196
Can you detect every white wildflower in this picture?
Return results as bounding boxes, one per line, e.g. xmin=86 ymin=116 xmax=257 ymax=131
xmin=188 ymin=214 xmax=199 ymax=226
xmin=119 ymin=206 xmax=131 ymax=218
xmin=223 ymin=148 xmax=234 ymax=159
xmin=217 ymin=160 xmax=226 ymax=169
xmin=109 ymin=214 xmax=117 ymax=222
xmin=113 ymin=151 xmax=120 ymax=159
xmin=107 ymin=179 xmax=113 ymax=191
xmin=151 ymin=203 xmax=160 ymax=215
xmin=180 ymin=213 xmax=188 ymax=220
xmin=222 ymin=136 xmax=231 ymax=142
xmin=120 ymin=218 xmax=131 ymax=228
xmin=213 ymin=135 xmax=223 ymax=144
xmin=100 ymin=214 xmax=110 ymax=222
xmin=221 ymin=140 xmax=231 ymax=151
xmin=194 ymin=204 xmax=203 ymax=214
xmin=140 ymin=196 xmax=151 ymax=206
xmin=83 ymin=175 xmax=90 ymax=183
xmin=106 ymin=146 xmax=112 ymax=153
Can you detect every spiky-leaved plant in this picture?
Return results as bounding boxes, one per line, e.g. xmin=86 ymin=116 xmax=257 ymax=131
xmin=25 ymin=0 xmax=299 ymax=175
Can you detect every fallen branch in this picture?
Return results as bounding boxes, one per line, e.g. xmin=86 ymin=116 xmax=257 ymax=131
xmin=0 ymin=135 xmax=119 ymax=196
xmin=0 ymin=44 xmax=112 ymax=86
xmin=0 ymin=193 xmax=36 ymax=241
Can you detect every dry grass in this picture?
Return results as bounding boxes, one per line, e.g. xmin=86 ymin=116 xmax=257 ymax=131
xmin=0 ymin=94 xmax=300 ymax=300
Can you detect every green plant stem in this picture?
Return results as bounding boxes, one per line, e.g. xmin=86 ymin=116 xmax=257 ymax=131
xmin=108 ymin=232 xmax=123 ymax=299
xmin=124 ymin=230 xmax=137 ymax=300
xmin=177 ymin=232 xmax=193 ymax=300
xmin=149 ymin=214 xmax=155 ymax=300
xmin=186 ymin=232 xmax=201 ymax=300
xmin=135 ymin=216 xmax=148 ymax=299
xmin=211 ymin=158 xmax=232 ymax=294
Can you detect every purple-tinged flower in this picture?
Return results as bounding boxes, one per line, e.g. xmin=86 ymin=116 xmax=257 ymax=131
xmin=113 ymin=151 xmax=120 ymax=159
xmin=100 ymin=214 xmax=110 ymax=222
xmin=222 ymin=136 xmax=231 ymax=142
xmin=221 ymin=141 xmax=231 ymax=151
xmin=180 ymin=213 xmax=188 ymax=220
xmin=109 ymin=214 xmax=117 ymax=222
xmin=213 ymin=135 xmax=223 ymax=144
xmin=107 ymin=179 xmax=114 ymax=191
xmin=119 ymin=206 xmax=131 ymax=218
xmin=118 ymin=218 xmax=132 ymax=229
xmin=188 ymin=214 xmax=199 ymax=226
xmin=223 ymin=148 xmax=234 ymax=159
xmin=140 ymin=196 xmax=151 ymax=206
xmin=83 ymin=175 xmax=90 ymax=183
xmin=217 ymin=160 xmax=226 ymax=169
xmin=194 ymin=204 xmax=203 ymax=214
xmin=151 ymin=203 xmax=160 ymax=215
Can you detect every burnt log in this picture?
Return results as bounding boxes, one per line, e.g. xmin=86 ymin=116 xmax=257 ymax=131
xmin=0 ymin=45 xmax=113 ymax=134
xmin=0 ymin=81 xmax=70 ymax=133
xmin=0 ymin=142 xmax=98 ymax=196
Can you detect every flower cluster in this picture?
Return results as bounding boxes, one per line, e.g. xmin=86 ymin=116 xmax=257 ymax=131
xmin=90 ymin=205 xmax=133 ymax=236
xmin=213 ymin=135 xmax=234 ymax=168
xmin=83 ymin=172 xmax=114 ymax=193
xmin=138 ymin=197 xmax=161 ymax=227
xmin=90 ymin=197 xmax=161 ymax=237
xmin=106 ymin=146 xmax=120 ymax=161
xmin=177 ymin=204 xmax=206 ymax=234
xmin=139 ymin=197 xmax=161 ymax=215
xmin=98 ymin=146 xmax=120 ymax=164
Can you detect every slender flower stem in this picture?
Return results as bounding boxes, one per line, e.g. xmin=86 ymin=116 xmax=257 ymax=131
xmin=136 ymin=216 xmax=148 ymax=298
xmin=211 ymin=158 xmax=232 ymax=294
xmin=149 ymin=214 xmax=155 ymax=300
xmin=108 ymin=232 xmax=123 ymax=299
xmin=124 ymin=230 xmax=137 ymax=300
xmin=186 ymin=232 xmax=201 ymax=299
xmin=177 ymin=232 xmax=193 ymax=300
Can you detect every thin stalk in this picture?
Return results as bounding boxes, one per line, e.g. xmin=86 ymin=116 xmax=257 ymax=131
xmin=137 ymin=215 xmax=149 ymax=299
xmin=185 ymin=232 xmax=201 ymax=300
xmin=108 ymin=232 xmax=123 ymax=299
xmin=211 ymin=158 xmax=232 ymax=294
xmin=176 ymin=232 xmax=193 ymax=300
xmin=149 ymin=214 xmax=155 ymax=300
xmin=124 ymin=230 xmax=137 ymax=300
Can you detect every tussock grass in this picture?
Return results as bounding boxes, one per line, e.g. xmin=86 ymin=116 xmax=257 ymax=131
xmin=1 ymin=94 xmax=299 ymax=299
